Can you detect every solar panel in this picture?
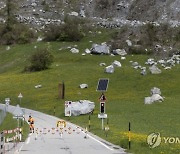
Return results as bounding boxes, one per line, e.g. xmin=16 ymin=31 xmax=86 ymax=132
xmin=96 ymin=79 xmax=109 ymax=92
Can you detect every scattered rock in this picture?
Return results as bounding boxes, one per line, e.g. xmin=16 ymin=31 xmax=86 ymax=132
xmin=113 ymin=49 xmax=127 ymax=56
xmin=70 ymin=48 xmax=79 ymax=54
xmin=132 ymin=62 xmax=139 ymax=67
xmin=141 ymin=69 xmax=147 ymax=75
xmin=149 ymin=65 xmax=162 ymax=74
xmin=99 ymin=63 xmax=106 ymax=66
xmin=151 ymin=87 xmax=161 ymax=95
xmin=6 ymin=46 xmax=10 ymax=50
xmin=69 ymin=11 xmax=79 ymax=16
xmin=85 ymin=48 xmax=91 ymax=54
xmin=121 ymin=57 xmax=126 ymax=60
xmin=79 ymin=84 xmax=88 ymax=89
xmin=112 ymin=60 xmax=122 ymax=67
xmin=91 ymin=43 xmax=110 ymax=54
xmin=126 ymin=40 xmax=132 ymax=46
xmin=35 ymin=85 xmax=42 ymax=88
xmin=105 ymin=65 xmax=114 ymax=74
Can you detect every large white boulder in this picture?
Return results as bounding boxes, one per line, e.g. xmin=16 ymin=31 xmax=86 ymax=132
xmin=105 ymin=65 xmax=114 ymax=73
xmin=67 ymin=100 xmax=95 ymax=116
xmin=91 ymin=43 xmax=110 ymax=54
xmin=151 ymin=94 xmax=164 ymax=102
xmin=149 ymin=65 xmax=162 ymax=74
xmin=145 ymin=87 xmax=164 ymax=104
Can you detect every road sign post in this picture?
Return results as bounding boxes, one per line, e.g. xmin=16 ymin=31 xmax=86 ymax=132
xmin=97 ymin=79 xmax=109 ymax=130
xmin=18 ymin=93 xmax=23 ymax=105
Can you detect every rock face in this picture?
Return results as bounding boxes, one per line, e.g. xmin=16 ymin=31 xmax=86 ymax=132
xmin=145 ymin=87 xmax=164 ymax=104
xmin=149 ymin=65 xmax=162 ymax=74
xmin=105 ymin=65 xmax=114 ymax=74
xmin=67 ymin=100 xmax=95 ymax=116
xmin=91 ymin=43 xmax=110 ymax=54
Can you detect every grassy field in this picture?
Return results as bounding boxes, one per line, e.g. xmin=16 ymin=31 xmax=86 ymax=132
xmin=0 ymin=112 xmax=29 ymax=142
xmin=0 ymin=30 xmax=179 ymax=153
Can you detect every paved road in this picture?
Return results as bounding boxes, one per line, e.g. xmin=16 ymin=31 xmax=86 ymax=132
xmin=0 ymin=104 xmax=126 ymax=154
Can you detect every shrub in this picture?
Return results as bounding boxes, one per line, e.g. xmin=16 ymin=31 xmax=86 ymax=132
xmin=25 ymin=48 xmax=54 ymax=72
xmin=0 ymin=23 xmax=35 ymax=45
xmin=44 ymin=16 xmax=84 ymax=42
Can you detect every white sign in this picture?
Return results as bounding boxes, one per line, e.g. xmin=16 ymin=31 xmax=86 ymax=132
xmin=13 ymin=116 xmax=24 ymax=119
xmin=18 ymin=93 xmax=23 ymax=98
xmin=5 ymin=98 xmax=10 ymax=105
xmin=98 ymin=113 xmax=107 ymax=119
xmin=65 ymin=101 xmax=72 ymax=117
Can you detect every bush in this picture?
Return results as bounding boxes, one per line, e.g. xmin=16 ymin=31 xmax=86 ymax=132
xmin=24 ymin=48 xmax=54 ymax=72
xmin=44 ymin=16 xmax=84 ymax=42
xmin=0 ymin=23 xmax=36 ymax=45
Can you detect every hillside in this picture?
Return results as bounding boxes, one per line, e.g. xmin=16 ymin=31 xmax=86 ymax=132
xmin=0 ymin=0 xmax=180 ymax=28
xmin=0 ymin=31 xmax=179 ymax=153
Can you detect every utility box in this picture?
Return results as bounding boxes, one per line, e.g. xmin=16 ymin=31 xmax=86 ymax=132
xmin=64 ymin=101 xmax=71 ymax=117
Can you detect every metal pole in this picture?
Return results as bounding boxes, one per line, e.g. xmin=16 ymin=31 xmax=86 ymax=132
xmin=128 ymin=122 xmax=131 ymax=150
xmin=88 ymin=114 xmax=90 ymax=131
xmin=102 ymin=118 xmax=104 ymax=130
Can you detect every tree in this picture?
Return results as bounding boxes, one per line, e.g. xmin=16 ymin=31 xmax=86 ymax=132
xmin=0 ymin=0 xmax=35 ymax=45
xmin=25 ymin=48 xmax=54 ymax=72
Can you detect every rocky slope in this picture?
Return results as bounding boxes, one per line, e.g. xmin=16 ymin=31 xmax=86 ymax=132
xmin=0 ymin=0 xmax=180 ymax=28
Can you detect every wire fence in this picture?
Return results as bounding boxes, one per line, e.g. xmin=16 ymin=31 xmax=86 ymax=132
xmin=0 ymin=107 xmax=6 ymax=125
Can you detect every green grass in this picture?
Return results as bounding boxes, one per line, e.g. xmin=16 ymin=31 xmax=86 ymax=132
xmin=0 ymin=112 xmax=29 ymax=142
xmin=0 ymin=30 xmax=179 ymax=153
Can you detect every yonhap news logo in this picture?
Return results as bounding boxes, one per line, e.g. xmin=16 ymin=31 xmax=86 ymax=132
xmin=147 ymin=132 xmax=180 ymax=148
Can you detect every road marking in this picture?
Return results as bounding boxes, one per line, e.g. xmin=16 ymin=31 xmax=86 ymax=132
xmin=87 ymin=133 xmax=114 ymax=151
xmin=26 ymin=137 xmax=31 ymax=144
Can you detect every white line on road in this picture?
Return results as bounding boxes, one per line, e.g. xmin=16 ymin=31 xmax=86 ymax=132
xmin=26 ymin=137 xmax=31 ymax=144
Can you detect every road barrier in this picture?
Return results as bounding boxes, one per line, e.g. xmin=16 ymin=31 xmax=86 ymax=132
xmin=0 ymin=132 xmax=4 ymax=154
xmin=34 ymin=127 xmax=85 ymax=135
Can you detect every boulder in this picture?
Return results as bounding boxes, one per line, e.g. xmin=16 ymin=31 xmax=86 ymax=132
xmin=79 ymin=84 xmax=88 ymax=89
xmin=112 ymin=60 xmax=122 ymax=67
xmin=151 ymin=87 xmax=161 ymax=95
xmin=144 ymin=97 xmax=153 ymax=104
xmin=105 ymin=65 xmax=114 ymax=73
xmin=141 ymin=69 xmax=147 ymax=75
xmin=35 ymin=85 xmax=42 ymax=88
xmin=85 ymin=48 xmax=91 ymax=54
xmin=151 ymin=94 xmax=164 ymax=102
xmin=99 ymin=63 xmax=106 ymax=66
xmin=145 ymin=88 xmax=164 ymax=104
xmin=69 ymin=11 xmax=79 ymax=16
xmin=70 ymin=48 xmax=79 ymax=54
xmin=113 ymin=49 xmax=127 ymax=56
xmin=149 ymin=65 xmax=162 ymax=74
xmin=67 ymin=100 xmax=95 ymax=116
xmin=132 ymin=62 xmax=139 ymax=67
xmin=126 ymin=40 xmax=132 ymax=46
xmin=91 ymin=43 xmax=110 ymax=54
